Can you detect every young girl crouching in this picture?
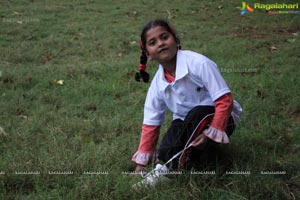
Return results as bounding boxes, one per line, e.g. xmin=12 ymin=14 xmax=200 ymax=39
xmin=132 ymin=19 xmax=243 ymax=174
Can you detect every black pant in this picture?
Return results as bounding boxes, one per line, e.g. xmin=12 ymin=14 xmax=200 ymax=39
xmin=157 ymin=106 xmax=235 ymax=169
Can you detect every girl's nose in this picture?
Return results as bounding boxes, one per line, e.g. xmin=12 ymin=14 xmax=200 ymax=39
xmin=158 ymin=39 xmax=165 ymax=47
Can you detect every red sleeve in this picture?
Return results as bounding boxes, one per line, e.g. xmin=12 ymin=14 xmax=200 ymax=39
xmin=210 ymin=93 xmax=233 ymax=131
xmin=137 ymin=124 xmax=160 ymax=153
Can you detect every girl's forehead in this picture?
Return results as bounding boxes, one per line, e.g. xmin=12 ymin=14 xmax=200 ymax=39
xmin=145 ymin=26 xmax=169 ymax=40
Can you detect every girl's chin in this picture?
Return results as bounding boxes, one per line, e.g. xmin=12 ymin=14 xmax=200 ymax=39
xmin=158 ymin=55 xmax=176 ymax=64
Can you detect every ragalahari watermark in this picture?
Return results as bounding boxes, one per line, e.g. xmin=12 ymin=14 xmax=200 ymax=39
xmin=240 ymin=2 xmax=300 ymax=15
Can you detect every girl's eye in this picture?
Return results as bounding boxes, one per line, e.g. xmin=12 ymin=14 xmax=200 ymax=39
xmin=161 ymin=33 xmax=169 ymax=40
xmin=148 ymin=40 xmax=155 ymax=46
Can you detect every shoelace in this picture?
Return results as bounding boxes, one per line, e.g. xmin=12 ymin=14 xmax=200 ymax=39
xmin=142 ymin=144 xmax=193 ymax=179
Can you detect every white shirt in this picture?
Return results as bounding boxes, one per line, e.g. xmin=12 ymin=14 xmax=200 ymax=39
xmin=143 ymin=50 xmax=240 ymax=126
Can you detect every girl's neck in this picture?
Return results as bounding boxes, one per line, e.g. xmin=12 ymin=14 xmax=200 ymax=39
xmin=161 ymin=56 xmax=177 ymax=77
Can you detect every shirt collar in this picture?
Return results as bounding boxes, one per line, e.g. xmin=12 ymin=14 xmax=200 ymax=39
xmin=158 ymin=50 xmax=188 ymax=90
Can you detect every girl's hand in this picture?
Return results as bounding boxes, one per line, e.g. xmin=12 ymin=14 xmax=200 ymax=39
xmin=129 ymin=164 xmax=145 ymax=177
xmin=191 ymin=134 xmax=208 ymax=150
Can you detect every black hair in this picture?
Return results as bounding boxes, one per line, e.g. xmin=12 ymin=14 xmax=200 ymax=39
xmin=135 ymin=19 xmax=181 ymax=83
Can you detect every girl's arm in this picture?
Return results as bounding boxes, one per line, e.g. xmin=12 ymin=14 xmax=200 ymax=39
xmin=131 ymin=124 xmax=160 ymax=166
xmin=132 ymin=76 xmax=166 ymax=167
xmin=192 ymin=59 xmax=234 ymax=144
xmin=192 ymin=93 xmax=233 ymax=147
xmin=203 ymin=93 xmax=233 ymax=143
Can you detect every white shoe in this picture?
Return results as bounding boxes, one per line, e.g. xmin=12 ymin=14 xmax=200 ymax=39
xmin=132 ymin=164 xmax=168 ymax=189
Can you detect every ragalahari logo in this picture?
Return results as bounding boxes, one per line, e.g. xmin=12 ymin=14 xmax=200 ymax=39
xmin=240 ymin=2 xmax=254 ymax=15
xmin=240 ymin=2 xmax=299 ymax=15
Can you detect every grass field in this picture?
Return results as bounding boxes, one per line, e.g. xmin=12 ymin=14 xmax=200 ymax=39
xmin=0 ymin=0 xmax=300 ymax=199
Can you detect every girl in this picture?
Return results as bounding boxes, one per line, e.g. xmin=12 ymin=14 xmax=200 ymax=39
xmin=132 ymin=19 xmax=242 ymax=174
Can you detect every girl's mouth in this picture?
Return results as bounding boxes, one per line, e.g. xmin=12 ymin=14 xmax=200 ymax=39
xmin=159 ymin=48 xmax=168 ymax=54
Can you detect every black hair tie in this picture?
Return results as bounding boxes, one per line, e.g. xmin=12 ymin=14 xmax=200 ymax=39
xmin=135 ymin=70 xmax=149 ymax=83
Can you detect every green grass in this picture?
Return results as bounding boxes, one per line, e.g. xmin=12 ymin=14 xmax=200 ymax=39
xmin=0 ymin=0 xmax=300 ymax=199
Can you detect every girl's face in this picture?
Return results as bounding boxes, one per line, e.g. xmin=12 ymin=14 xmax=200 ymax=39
xmin=145 ymin=26 xmax=178 ymax=65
